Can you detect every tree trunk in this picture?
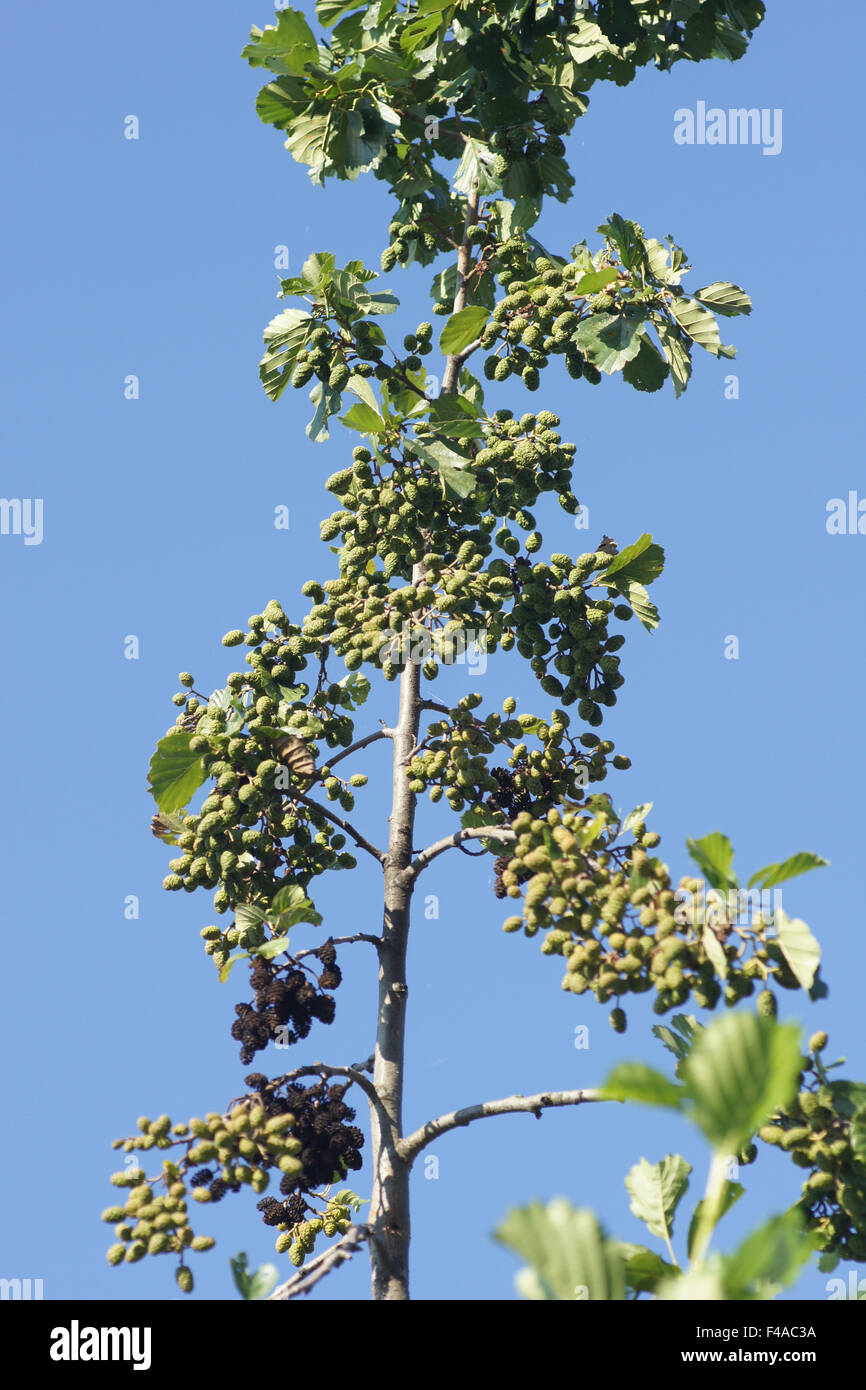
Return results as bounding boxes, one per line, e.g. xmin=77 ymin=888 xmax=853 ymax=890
xmin=367 ymin=187 xmax=478 ymax=1299
xmin=368 ymin=654 xmax=420 ymax=1299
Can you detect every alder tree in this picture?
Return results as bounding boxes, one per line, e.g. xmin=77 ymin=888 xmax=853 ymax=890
xmin=103 ymin=1 xmax=866 ymax=1300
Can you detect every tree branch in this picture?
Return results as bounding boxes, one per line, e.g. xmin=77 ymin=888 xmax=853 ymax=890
xmin=418 ymin=698 xmax=452 ymax=716
xmin=399 ymin=1088 xmax=605 ymax=1163
xmin=264 ymin=1061 xmax=382 ymax=1110
xmin=292 ymin=934 xmax=380 ymax=961
xmin=268 ymin=1224 xmax=370 ymax=1300
xmin=403 ymin=824 xmax=516 ymax=882
xmin=452 ymin=335 xmax=484 ymax=368
xmin=323 ymin=727 xmax=392 ymax=771
xmin=288 ymin=786 xmax=386 ymax=865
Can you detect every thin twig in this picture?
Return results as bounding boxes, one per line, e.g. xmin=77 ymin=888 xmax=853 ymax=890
xmin=292 ymin=934 xmax=381 ymax=961
xmin=289 ymin=786 xmax=386 ymax=865
xmin=399 ymin=1088 xmax=605 ymax=1163
xmin=324 ymin=728 xmax=393 ymax=770
xmin=265 ymin=1061 xmax=382 ymax=1110
xmin=402 ymin=824 xmax=516 ymax=882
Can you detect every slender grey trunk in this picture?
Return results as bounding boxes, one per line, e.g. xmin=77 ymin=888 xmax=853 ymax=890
xmin=368 ymin=656 xmax=420 ymax=1299
xmin=368 ymin=188 xmax=479 ymax=1299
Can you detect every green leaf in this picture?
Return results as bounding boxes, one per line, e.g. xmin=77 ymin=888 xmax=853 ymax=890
xmin=439 ymin=305 xmax=490 ymax=355
xmin=653 ymin=316 xmax=692 ymax=398
xmin=598 ymin=533 xmax=664 ymax=586
xmin=624 ymin=1155 xmax=691 ymax=1243
xmin=575 ymin=309 xmax=646 ymax=375
xmin=701 ymin=924 xmax=729 ymax=980
xmin=458 ymin=367 xmax=484 ymax=408
xmin=566 ymin=23 xmax=615 ymax=66
xmin=693 ymin=282 xmax=752 ymax=317
xmin=200 ymin=686 xmax=245 ymax=736
xmin=218 ymin=951 xmax=252 ymax=983
xmin=342 ymin=258 xmax=378 ymax=285
xmin=150 ymin=810 xmax=186 ymax=845
xmin=494 ymin=1200 xmax=626 ymax=1301
xmin=829 ymin=1081 xmax=866 ymax=1120
xmin=543 ymin=61 xmax=589 ymax=123
xmin=599 ymin=214 xmax=646 ymax=271
xmin=775 ymin=910 xmax=821 ymax=991
xmin=687 ymin=1181 xmax=743 ymax=1260
xmin=601 ymin=1063 xmax=685 ymax=1110
xmin=454 ymin=137 xmax=500 ymax=197
xmin=575 ymin=267 xmax=618 ymax=295
xmin=622 ymin=801 xmax=653 ymax=835
xmin=622 ymin=335 xmax=670 ymax=392
xmin=685 ymin=832 xmax=738 ymax=891
xmin=622 ymin=581 xmax=659 ymax=632
xmin=413 ymin=439 xmax=477 ymax=498
xmin=259 ymin=308 xmax=313 ymax=402
xmin=722 ymin=1210 xmax=815 ymax=1299
xmin=504 ymin=151 xmax=573 ymax=204
xmin=275 ymin=684 xmax=306 ymax=707
xmin=254 ymin=937 xmax=294 ymax=961
xmin=301 ymin=252 xmax=336 ymax=292
xmin=643 ymin=238 xmax=683 ymax=287
xmin=307 ymin=381 xmax=342 ymax=441
xmin=331 ymin=1187 xmax=367 ymax=1211
xmin=343 ymin=106 xmax=390 ymax=180
xmin=491 ymin=196 xmax=542 ymax=240
xmin=270 ymin=884 xmax=322 ymax=927
xmin=255 ymin=76 xmax=309 ymax=132
xmin=341 ymin=401 xmax=387 ymax=435
xmin=230 ymin=1252 xmax=279 ymax=1300
xmin=346 ymin=374 xmax=381 ymax=413
xmin=619 ymin=1245 xmax=676 ymax=1295
xmin=430 ymin=259 xmax=494 ymax=310
xmin=682 ymin=1013 xmax=802 ymax=1152
xmin=147 ymin=733 xmax=206 ymax=814
xmin=669 ymin=295 xmax=732 ymax=357
xmin=436 ymin=462 xmax=476 ymax=499
xmin=316 ymin=0 xmax=366 ymax=26
xmin=653 ymin=1014 xmax=704 ymax=1065
xmin=747 ymin=852 xmax=829 ymax=890
xmin=593 ymin=553 xmax=662 ymax=630
xmin=427 ymin=392 xmax=482 ymax=433
xmin=242 ymin=13 xmax=319 ymax=76
xmin=400 ymin=10 xmax=444 ymax=53
xmin=332 ymin=274 xmax=398 ymax=318
xmin=234 ymin=904 xmax=268 ymax=933
xmin=284 ymin=111 xmax=332 ymax=180
xmin=849 ymin=1104 xmax=866 ymax=1164
xmin=206 ymin=685 xmax=234 ymax=712
xmin=339 ymin=671 xmax=371 ymax=706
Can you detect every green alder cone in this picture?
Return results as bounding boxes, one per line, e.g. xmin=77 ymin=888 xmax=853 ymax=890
xmin=499 ymin=806 xmax=823 ymax=1023
xmin=757 ymin=988 xmax=778 ymax=1019
xmin=752 ymin=1034 xmax=866 ymax=1264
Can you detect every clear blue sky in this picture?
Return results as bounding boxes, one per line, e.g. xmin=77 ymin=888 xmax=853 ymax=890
xmin=1 ymin=1 xmax=864 ymax=1301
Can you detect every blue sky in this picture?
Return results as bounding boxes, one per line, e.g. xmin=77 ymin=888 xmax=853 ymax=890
xmin=1 ymin=1 xmax=864 ymax=1302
